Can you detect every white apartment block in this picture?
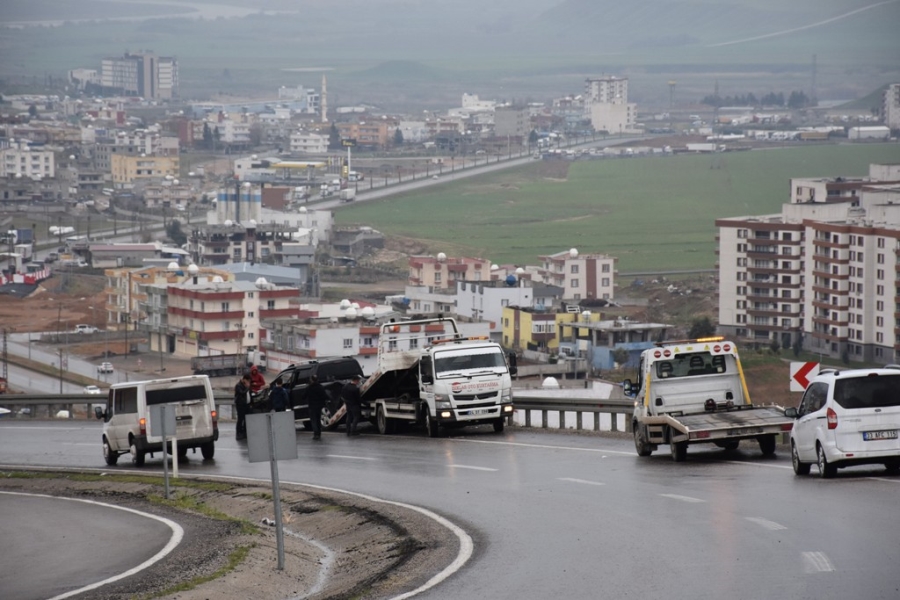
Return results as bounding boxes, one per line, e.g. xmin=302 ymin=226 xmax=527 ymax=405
xmin=717 ymin=164 xmax=900 ymax=364
xmin=101 ymin=52 xmax=178 ymax=99
xmin=585 ymin=76 xmax=628 ymax=105
xmin=0 ymin=141 xmax=55 ymax=178
xmin=538 ymin=250 xmax=616 ymax=301
xmin=884 ymin=83 xmax=900 ymax=130
xmin=455 ymin=279 xmax=535 ymax=337
xmin=584 ymin=76 xmax=636 ymax=134
xmin=289 ymin=131 xmax=328 ymax=154
xmin=590 ymin=102 xmax=637 ymax=135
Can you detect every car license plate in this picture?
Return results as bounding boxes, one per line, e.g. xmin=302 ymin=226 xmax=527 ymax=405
xmin=470 ymin=409 xmax=489 ymax=415
xmin=862 ymin=430 xmax=898 ymax=441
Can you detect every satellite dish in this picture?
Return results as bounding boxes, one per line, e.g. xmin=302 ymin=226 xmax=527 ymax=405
xmin=345 ymin=307 xmax=358 ymax=319
xmin=437 ymin=252 xmax=447 ymax=262
xmin=299 ymin=206 xmax=308 ymax=213
xmin=248 ymin=219 xmax=257 ymax=228
xmin=255 ymin=277 xmax=268 ymax=288
xmin=69 ymin=155 xmax=75 ymax=160
xmin=242 ymin=181 xmax=251 ymax=189
xmin=224 ymin=219 xmax=233 ymax=226
xmin=167 ymin=261 xmax=179 ymax=271
xmin=569 ymin=248 xmax=579 ymax=258
xmin=188 ymin=171 xmax=195 ymax=177
xmin=361 ymin=306 xmax=375 ymax=319
xmin=351 ymin=302 xmax=360 ymax=310
xmin=581 ymin=310 xmax=592 ymax=320
xmin=187 ymin=264 xmax=199 ymax=275
xmin=172 ymin=179 xmax=179 ymax=185
xmin=212 ymin=275 xmax=224 ymax=283
xmin=515 ymin=267 xmax=525 ymax=275
xmin=541 ymin=377 xmax=560 ymax=389
xmin=491 ymin=264 xmax=499 ymax=271
xmin=339 ymin=299 xmax=351 ymax=309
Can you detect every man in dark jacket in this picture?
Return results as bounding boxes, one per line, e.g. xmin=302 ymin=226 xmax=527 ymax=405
xmin=234 ymin=374 xmax=251 ymax=440
xmin=305 ymin=375 xmax=329 ymax=440
xmin=269 ymin=379 xmax=289 ymax=412
xmin=341 ymin=375 xmax=362 ymax=436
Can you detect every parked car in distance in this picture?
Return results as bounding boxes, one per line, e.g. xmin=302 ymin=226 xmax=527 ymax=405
xmin=786 ymin=366 xmax=900 ymax=478
xmin=74 ymin=324 xmax=98 ymax=334
xmin=97 ymin=362 xmax=114 ymax=374
xmin=83 ymin=385 xmax=103 ymax=395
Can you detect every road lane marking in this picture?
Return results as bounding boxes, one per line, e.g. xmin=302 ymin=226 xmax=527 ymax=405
xmin=745 ymin=516 xmax=787 ymax=531
xmin=802 ymin=551 xmax=835 ymax=573
xmin=327 ymin=454 xmax=376 ymax=461
xmin=660 ymin=493 xmax=705 ymax=503
xmin=0 ymin=491 xmax=184 ymax=600
xmin=451 ymin=438 xmax=635 ymax=456
xmin=449 ymin=464 xmax=498 ymax=472
xmin=559 ymin=477 xmax=605 ymax=486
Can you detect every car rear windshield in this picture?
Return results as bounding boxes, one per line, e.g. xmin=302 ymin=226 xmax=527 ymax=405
xmin=833 ymin=374 xmax=900 ymax=409
xmin=317 ymin=361 xmax=363 ymax=381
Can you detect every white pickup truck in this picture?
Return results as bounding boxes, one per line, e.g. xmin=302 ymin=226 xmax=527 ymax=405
xmin=624 ymin=337 xmax=793 ymax=461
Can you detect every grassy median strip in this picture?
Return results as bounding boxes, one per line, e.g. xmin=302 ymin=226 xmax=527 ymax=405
xmin=139 ymin=543 xmax=255 ymax=600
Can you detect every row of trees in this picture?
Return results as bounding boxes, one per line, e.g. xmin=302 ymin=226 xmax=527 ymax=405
xmin=700 ymin=90 xmax=814 ymax=109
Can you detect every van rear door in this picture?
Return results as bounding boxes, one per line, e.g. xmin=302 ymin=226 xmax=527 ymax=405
xmin=145 ymin=380 xmax=213 ymax=441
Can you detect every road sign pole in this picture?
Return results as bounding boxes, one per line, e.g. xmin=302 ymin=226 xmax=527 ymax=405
xmin=161 ymin=406 xmax=170 ymax=500
xmin=267 ymin=413 xmax=285 ymax=570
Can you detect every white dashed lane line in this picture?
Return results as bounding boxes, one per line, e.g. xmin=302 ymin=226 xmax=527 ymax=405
xmin=802 ymin=551 xmax=835 ymax=573
xmin=659 ymin=493 xmax=706 ymax=503
xmin=326 ymin=455 xmax=376 ymax=461
xmin=745 ymin=516 xmax=787 ymax=531
xmin=448 ymin=464 xmax=498 ymax=472
xmin=558 ymin=477 xmax=606 ymax=486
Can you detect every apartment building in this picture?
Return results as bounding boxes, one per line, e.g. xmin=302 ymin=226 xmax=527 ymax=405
xmin=717 ymin=164 xmax=900 ymax=364
xmin=584 ymin=75 xmax=637 ymax=134
xmin=884 ymin=83 xmax=900 ymax=130
xmin=188 ymin=221 xmax=302 ymax=268
xmin=538 ymin=249 xmax=617 ymax=301
xmin=0 ymin=140 xmax=55 ymax=179
xmin=110 ymin=154 xmax=179 ymax=185
xmin=335 ymin=120 xmax=396 ymax=149
xmin=167 ymin=277 xmax=298 ymax=359
xmin=408 ymin=254 xmax=491 ymax=288
xmin=289 ymin=131 xmax=329 ymax=154
xmin=101 ymin=52 xmax=178 ymax=99
xmin=494 ymin=105 xmax=529 ymax=140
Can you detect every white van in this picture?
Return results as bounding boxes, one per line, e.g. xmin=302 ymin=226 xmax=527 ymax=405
xmin=94 ymin=375 xmax=219 ymax=466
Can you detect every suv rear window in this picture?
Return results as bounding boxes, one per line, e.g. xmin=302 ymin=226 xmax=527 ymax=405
xmin=317 ymin=360 xmax=364 ymax=381
xmin=833 ymin=374 xmax=900 ymax=409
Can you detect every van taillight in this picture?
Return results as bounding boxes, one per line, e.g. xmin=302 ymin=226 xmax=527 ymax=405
xmin=211 ymin=410 xmax=218 ymax=431
xmin=826 ymin=407 xmax=838 ymax=430
xmin=139 ymin=417 xmax=147 ymax=437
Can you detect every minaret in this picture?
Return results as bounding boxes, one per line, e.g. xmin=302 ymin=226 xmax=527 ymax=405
xmin=321 ymin=74 xmax=328 ymax=124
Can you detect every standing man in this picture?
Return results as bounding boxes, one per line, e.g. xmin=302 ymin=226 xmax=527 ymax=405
xmin=234 ymin=374 xmax=251 ymax=440
xmin=341 ymin=375 xmax=362 ymax=436
xmin=305 ymin=375 xmax=329 ymax=440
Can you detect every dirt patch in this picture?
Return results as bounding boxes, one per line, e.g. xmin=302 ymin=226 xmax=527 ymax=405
xmin=1 ymin=470 xmax=459 ymax=600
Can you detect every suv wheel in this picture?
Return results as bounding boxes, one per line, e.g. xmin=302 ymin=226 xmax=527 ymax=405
xmin=816 ymin=443 xmax=836 ymax=479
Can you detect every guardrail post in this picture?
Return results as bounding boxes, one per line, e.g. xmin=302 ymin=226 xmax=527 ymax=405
xmin=524 ymin=409 xmax=531 ymax=427
xmin=610 ymin=413 xmax=619 ymax=432
xmin=558 ymin=410 xmax=565 ymax=429
xmin=594 ymin=412 xmax=601 ymax=431
xmin=541 ymin=410 xmax=548 ymax=429
xmin=576 ymin=412 xmax=582 ymax=431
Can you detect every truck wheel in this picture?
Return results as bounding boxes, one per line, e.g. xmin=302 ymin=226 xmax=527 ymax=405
xmin=376 ymin=405 xmax=394 ymax=435
xmin=177 ymin=445 xmax=189 ymax=460
xmin=493 ymin=418 xmax=505 ymax=433
xmin=103 ymin=437 xmax=119 ymax=466
xmin=670 ymin=440 xmax=687 ymax=462
xmin=201 ymin=441 xmax=215 ymax=460
xmin=791 ymin=442 xmax=810 ymax=475
xmin=130 ymin=437 xmax=146 ymax=467
xmin=816 ymin=444 xmax=836 ymax=478
xmin=425 ymin=409 xmax=440 ymax=438
xmin=633 ymin=423 xmax=653 ymax=457
xmin=757 ymin=434 xmax=777 ymax=456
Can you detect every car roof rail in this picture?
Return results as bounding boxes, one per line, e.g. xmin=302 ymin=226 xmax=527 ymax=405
xmin=818 ymin=367 xmax=840 ymax=375
xmin=884 ymin=364 xmax=900 ymax=370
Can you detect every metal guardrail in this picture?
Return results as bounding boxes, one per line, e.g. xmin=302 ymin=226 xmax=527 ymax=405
xmin=3 ymin=393 xmax=635 ymax=433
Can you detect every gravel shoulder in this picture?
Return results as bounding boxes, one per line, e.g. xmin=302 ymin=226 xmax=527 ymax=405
xmin=1 ymin=469 xmax=460 ymax=600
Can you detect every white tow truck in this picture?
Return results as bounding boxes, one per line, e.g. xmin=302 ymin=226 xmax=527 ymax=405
xmin=623 ymin=337 xmax=793 ymax=461
xmin=361 ymin=317 xmax=517 ymax=436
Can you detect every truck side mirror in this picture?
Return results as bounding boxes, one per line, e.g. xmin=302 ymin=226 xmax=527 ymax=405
xmin=420 ymin=371 xmax=433 ymax=385
xmin=94 ymin=405 xmax=105 ymax=420
xmin=507 ymin=352 xmax=518 ymax=376
xmin=622 ymin=379 xmax=634 ymax=396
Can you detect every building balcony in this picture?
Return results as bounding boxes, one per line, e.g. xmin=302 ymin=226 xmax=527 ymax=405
xmin=359 ymin=346 xmax=378 ymax=356
xmin=747 ymin=250 xmax=778 ymax=260
xmin=812 ymin=315 xmax=849 ymax=327
xmin=259 ymin=308 xmax=297 ymax=319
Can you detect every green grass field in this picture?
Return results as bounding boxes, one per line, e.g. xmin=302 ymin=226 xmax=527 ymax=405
xmin=336 ymin=143 xmax=900 ymax=272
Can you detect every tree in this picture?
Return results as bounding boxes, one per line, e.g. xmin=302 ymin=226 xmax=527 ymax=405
xmin=688 ymin=316 xmax=716 ymax=338
xmin=202 ymin=123 xmax=212 ymax=149
xmin=528 ymin=129 xmax=539 ymax=146
xmin=613 ymin=347 xmax=630 ymax=368
xmin=166 ymin=219 xmax=187 ymax=247
xmin=393 ymin=127 xmax=404 ymax=146
xmin=328 ymin=123 xmax=341 ymax=151
xmin=28 ymin=104 xmax=38 ymax=118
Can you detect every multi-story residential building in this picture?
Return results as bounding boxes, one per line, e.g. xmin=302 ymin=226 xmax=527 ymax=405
xmin=335 ymin=120 xmax=396 ymax=149
xmin=0 ymin=140 xmax=55 ymax=179
xmin=493 ymin=105 xmax=529 ymax=141
xmin=408 ymin=254 xmax=491 ymax=288
xmin=883 ymin=83 xmax=900 ymax=130
xmin=583 ymin=75 xmax=636 ymax=134
xmin=188 ymin=222 xmax=304 ymax=268
xmin=167 ymin=277 xmax=298 ymax=359
xmin=717 ymin=164 xmax=900 ymax=364
xmin=289 ymin=131 xmax=329 ymax=154
xmin=584 ymin=76 xmax=629 ymax=105
xmin=101 ymin=52 xmax=178 ymax=99
xmin=110 ymin=154 xmax=179 ymax=185
xmin=556 ymin=315 xmax=672 ymax=371
xmin=538 ymin=249 xmax=617 ymax=301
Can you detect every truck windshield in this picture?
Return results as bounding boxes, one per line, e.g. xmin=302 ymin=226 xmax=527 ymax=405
xmin=656 ymin=352 xmax=726 ymax=379
xmin=434 ymin=348 xmax=507 ymax=378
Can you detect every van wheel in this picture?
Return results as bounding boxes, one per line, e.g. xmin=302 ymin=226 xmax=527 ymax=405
xmin=493 ymin=418 xmax=505 ymax=433
xmin=201 ymin=441 xmax=215 ymax=460
xmin=103 ymin=438 xmax=119 ymax=466
xmin=816 ymin=443 xmax=836 ymax=479
xmin=130 ymin=439 xmax=146 ymax=467
xmin=376 ymin=405 xmax=394 ymax=435
xmin=792 ymin=442 xmax=810 ymax=476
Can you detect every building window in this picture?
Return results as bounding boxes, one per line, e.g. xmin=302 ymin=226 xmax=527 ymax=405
xmin=601 ymin=264 xmax=610 ymax=273
xmin=343 ymin=338 xmax=352 ymax=349
xmin=248 ymin=311 xmax=254 ymax=318
xmin=601 ymin=277 xmax=610 ymax=287
xmin=221 ymin=302 xmax=230 ymax=312
xmin=267 ymin=300 xmax=275 ymax=309
xmin=570 ymin=279 xmax=579 ymax=288
xmin=410 ymin=338 xmax=418 ymax=349
xmin=248 ymin=332 xmax=254 ymax=339
xmin=571 ymin=265 xmax=579 ymax=274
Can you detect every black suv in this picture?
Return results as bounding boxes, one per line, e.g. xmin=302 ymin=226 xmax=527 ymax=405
xmin=273 ymin=358 xmax=365 ymax=430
